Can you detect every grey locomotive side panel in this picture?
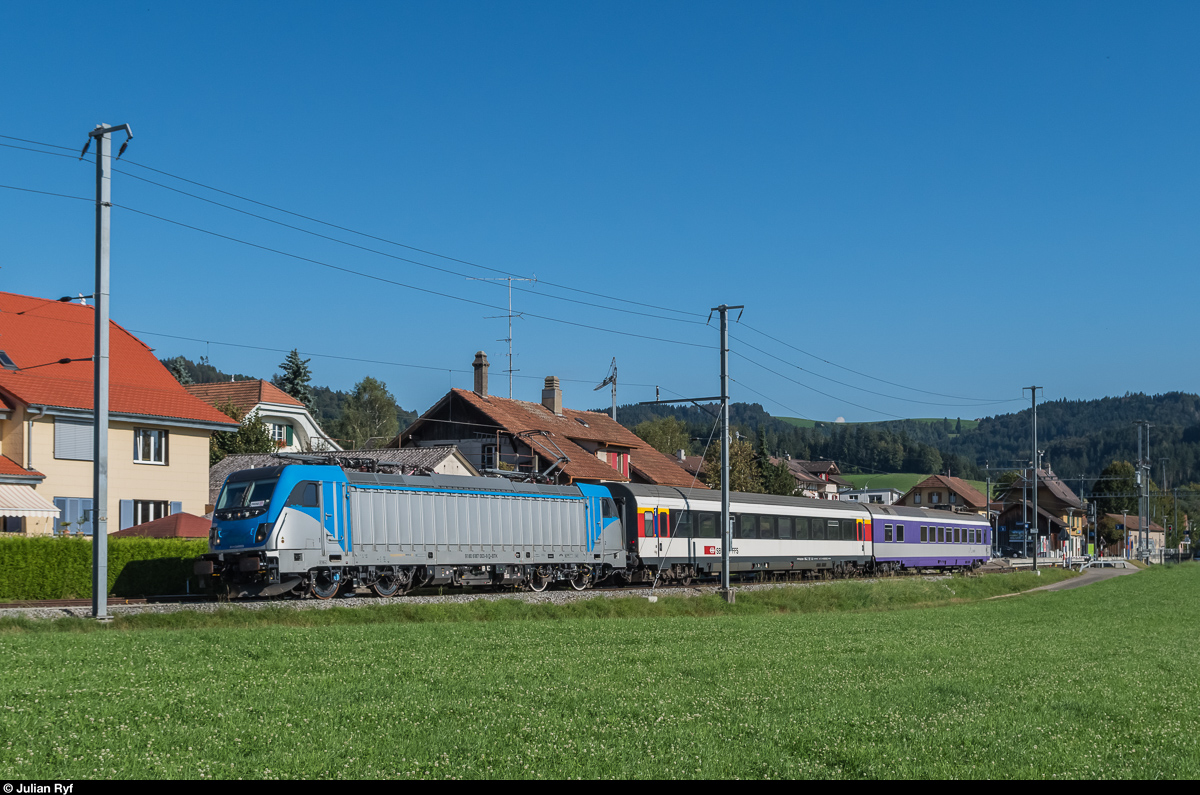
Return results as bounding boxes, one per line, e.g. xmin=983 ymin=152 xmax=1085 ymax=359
xmin=346 ymin=487 xmax=592 ymax=565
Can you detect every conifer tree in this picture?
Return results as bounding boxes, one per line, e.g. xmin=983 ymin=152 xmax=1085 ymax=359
xmin=167 ymin=356 xmax=194 ymax=385
xmin=277 ymin=349 xmax=315 ymax=410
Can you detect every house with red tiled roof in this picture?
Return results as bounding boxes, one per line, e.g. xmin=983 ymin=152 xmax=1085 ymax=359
xmin=896 ymin=474 xmax=989 ymax=513
xmin=391 ymin=352 xmax=702 ymax=488
xmin=0 ymin=292 xmax=238 ymax=535
xmin=184 ymin=380 xmax=340 ymax=453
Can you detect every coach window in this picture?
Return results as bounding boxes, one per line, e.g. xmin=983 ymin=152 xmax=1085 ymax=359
xmin=741 ymin=516 xmax=759 ymax=539
xmin=968 ymin=527 xmax=975 ymax=544
xmin=778 ymin=516 xmax=794 ymax=539
xmin=671 ymin=510 xmax=693 ymax=539
xmin=919 ymin=525 xmax=926 ymax=542
xmin=842 ymin=519 xmax=855 ymax=540
xmin=936 ymin=527 xmax=943 ymax=542
xmin=698 ymin=512 xmax=717 ymax=538
xmin=827 ymin=519 xmax=840 ymax=540
xmin=896 ymin=524 xmax=905 ymax=542
xmin=759 ymin=515 xmax=776 ymax=539
xmin=794 ymin=517 xmax=809 ymax=540
xmin=884 ymin=524 xmax=893 ymax=542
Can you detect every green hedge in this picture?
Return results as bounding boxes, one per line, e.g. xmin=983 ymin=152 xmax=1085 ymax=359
xmin=0 ymin=537 xmax=208 ymax=600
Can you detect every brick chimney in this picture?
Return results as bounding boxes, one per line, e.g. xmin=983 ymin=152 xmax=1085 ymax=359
xmin=473 ymin=351 xmax=489 ymax=397
xmin=542 ymin=375 xmax=562 ymax=415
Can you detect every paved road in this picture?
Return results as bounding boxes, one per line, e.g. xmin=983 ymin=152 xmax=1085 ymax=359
xmin=988 ymin=563 xmax=1139 ymax=599
xmin=1034 ymin=565 xmax=1139 ymax=591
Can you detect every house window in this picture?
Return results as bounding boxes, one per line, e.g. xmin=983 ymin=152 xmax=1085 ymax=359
xmin=914 ymin=493 xmax=921 ymax=505
xmin=272 ymin=424 xmax=287 ymax=442
xmin=134 ymin=428 xmax=169 ymax=465
xmin=930 ymin=492 xmax=940 ymax=504
xmin=869 ymin=495 xmax=883 ymax=503
xmin=950 ymin=493 xmax=957 ymax=504
xmin=134 ymin=500 xmax=170 ymax=526
xmin=482 ymin=445 xmax=497 ymax=469
xmin=54 ymin=418 xmax=94 ymax=461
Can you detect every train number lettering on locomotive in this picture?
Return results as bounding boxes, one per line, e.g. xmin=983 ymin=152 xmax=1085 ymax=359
xmin=464 ymin=553 xmax=499 ymax=560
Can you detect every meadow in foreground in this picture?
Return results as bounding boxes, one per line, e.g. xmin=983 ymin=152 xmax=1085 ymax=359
xmin=0 ymin=565 xmax=1194 ymax=779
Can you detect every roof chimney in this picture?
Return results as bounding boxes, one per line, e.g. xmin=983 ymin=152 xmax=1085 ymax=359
xmin=676 ymin=449 xmax=686 ymax=462
xmin=473 ymin=351 xmax=489 ymax=397
xmin=542 ymin=375 xmax=562 ymax=415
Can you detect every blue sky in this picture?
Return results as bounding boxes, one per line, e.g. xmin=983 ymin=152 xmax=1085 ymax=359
xmin=2 ymin=2 xmax=1197 ymax=422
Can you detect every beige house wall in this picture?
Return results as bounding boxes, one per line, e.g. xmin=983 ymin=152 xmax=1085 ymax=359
xmin=23 ymin=416 xmax=211 ymax=535
xmin=1 ymin=404 xmax=29 ymax=469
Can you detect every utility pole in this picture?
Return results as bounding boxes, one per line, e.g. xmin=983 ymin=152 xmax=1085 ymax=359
xmin=713 ymin=304 xmax=743 ymax=603
xmin=637 ymin=306 xmax=737 ymax=602
xmin=1024 ymin=386 xmax=1041 ymax=571
xmin=470 ymin=275 xmax=536 ymax=398
xmin=81 ymin=122 xmax=132 ymax=621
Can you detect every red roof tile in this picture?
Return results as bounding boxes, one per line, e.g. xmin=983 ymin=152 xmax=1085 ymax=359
xmin=184 ymin=380 xmax=305 ymax=415
xmin=0 ymin=293 xmax=237 ymax=427
xmin=111 ymin=512 xmax=211 ymax=538
xmin=0 ymin=455 xmax=42 ymax=478
xmin=403 ymin=389 xmax=702 ymax=487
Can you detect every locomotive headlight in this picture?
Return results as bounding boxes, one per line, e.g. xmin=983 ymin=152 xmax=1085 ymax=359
xmin=210 ymin=527 xmax=219 ymax=546
xmin=255 ymin=523 xmax=271 ymax=544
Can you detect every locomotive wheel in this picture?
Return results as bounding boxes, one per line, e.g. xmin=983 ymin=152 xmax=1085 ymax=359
xmin=569 ymin=567 xmax=591 ymax=591
xmin=529 ymin=568 xmax=549 ymax=592
xmin=310 ymin=569 xmax=341 ymax=600
xmin=371 ymin=570 xmax=401 ymax=598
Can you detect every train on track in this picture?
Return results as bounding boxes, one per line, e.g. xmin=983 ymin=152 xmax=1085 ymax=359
xmin=196 ymin=459 xmax=992 ymax=599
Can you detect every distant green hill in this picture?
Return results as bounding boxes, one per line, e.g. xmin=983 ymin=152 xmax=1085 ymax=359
xmin=840 ymin=473 xmax=988 ymax=496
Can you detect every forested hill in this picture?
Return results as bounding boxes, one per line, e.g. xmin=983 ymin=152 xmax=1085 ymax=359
xmin=940 ymin=392 xmax=1200 ymax=485
xmin=602 ymin=391 xmax=1200 ymax=487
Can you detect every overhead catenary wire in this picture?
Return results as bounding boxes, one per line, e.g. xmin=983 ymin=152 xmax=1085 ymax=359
xmin=2 ymin=134 xmax=1031 ymax=408
xmin=739 ymin=321 xmax=1015 ymax=403
xmin=733 ymin=351 xmax=907 ymax=420
xmin=0 ymin=135 xmax=707 ymax=321
xmin=112 ymin=203 xmax=714 ymax=350
xmin=730 ymin=332 xmax=1023 ymax=409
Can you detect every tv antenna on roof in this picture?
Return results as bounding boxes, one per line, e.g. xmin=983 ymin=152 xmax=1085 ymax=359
xmin=594 ymin=358 xmax=617 ymax=421
xmin=468 ymin=275 xmax=536 ymax=398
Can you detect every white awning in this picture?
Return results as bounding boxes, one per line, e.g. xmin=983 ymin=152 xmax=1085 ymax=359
xmin=0 ymin=484 xmax=60 ymax=518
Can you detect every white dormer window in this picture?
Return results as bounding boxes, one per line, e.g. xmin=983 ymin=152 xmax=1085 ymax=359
xmin=271 ymin=424 xmax=292 ymax=444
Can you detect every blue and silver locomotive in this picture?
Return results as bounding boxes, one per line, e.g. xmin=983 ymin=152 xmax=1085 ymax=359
xmin=195 ymin=462 xmax=626 ymax=598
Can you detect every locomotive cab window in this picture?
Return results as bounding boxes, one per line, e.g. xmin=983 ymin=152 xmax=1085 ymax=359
xmin=286 ymin=481 xmax=320 ymax=508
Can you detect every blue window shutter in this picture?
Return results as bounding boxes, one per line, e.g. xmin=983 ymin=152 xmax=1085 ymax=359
xmin=54 ymin=497 xmax=68 ymax=535
xmin=119 ymin=500 xmax=134 ymax=530
xmin=285 ymin=425 xmax=293 ymax=445
xmin=169 ymin=501 xmax=182 ymax=516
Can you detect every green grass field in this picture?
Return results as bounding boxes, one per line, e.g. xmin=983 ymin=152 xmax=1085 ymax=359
xmin=1 ymin=566 xmax=1196 ymax=779
xmin=839 ymin=472 xmax=989 ymax=495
